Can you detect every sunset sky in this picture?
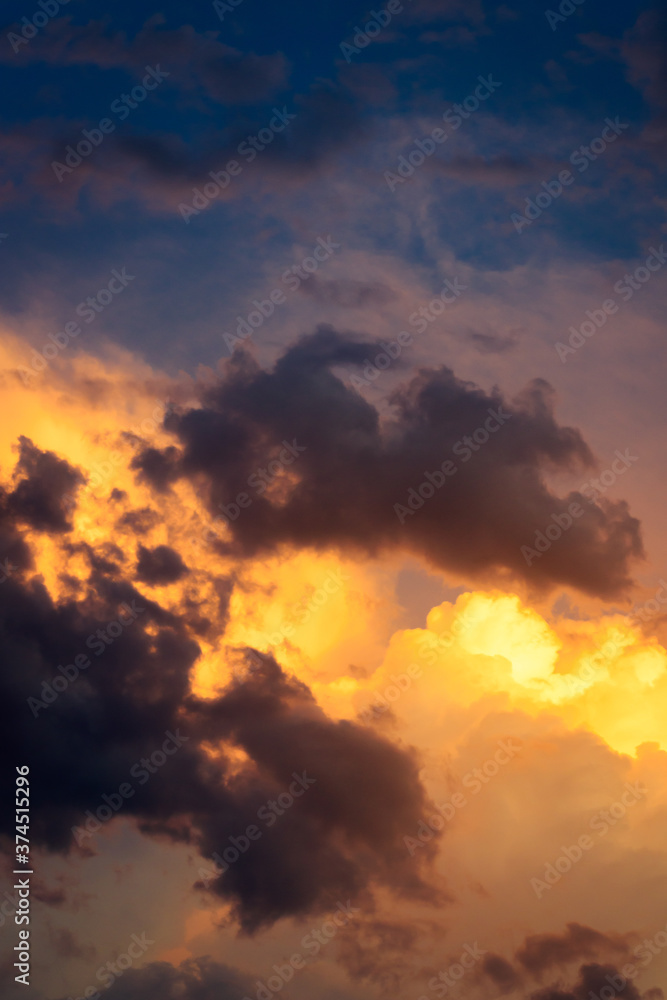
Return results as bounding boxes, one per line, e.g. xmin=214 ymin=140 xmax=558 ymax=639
xmin=1 ymin=2 xmax=667 ymax=1000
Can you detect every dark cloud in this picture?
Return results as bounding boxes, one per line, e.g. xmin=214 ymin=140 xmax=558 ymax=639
xmin=130 ymin=445 xmax=180 ymax=493
xmin=579 ymin=10 xmax=667 ymax=157
xmin=119 ymin=80 xmax=365 ymax=187
xmin=581 ymin=10 xmax=667 ymax=112
xmin=333 ymin=917 xmax=427 ymax=991
xmin=467 ymin=329 xmax=519 ymax=354
xmin=141 ymin=326 xmax=641 ymax=598
xmin=482 ymin=953 xmax=522 ymax=992
xmin=299 ymin=276 xmax=398 ymax=308
xmin=517 ymin=923 xmax=631 ymax=977
xmin=474 ymin=927 xmax=662 ymax=1000
xmin=431 ymin=154 xmax=556 ymax=187
xmin=408 ymin=0 xmax=487 ymax=26
xmin=50 ymin=927 xmax=95 ymax=961
xmin=0 ymin=464 xmax=440 ymax=934
xmin=530 ymin=963 xmax=644 ymax=1000
xmin=7 ymin=437 xmax=84 ymax=533
xmin=116 ymin=506 xmax=159 ymax=535
xmin=64 ymin=540 xmax=125 ymax=578
xmin=136 ymin=544 xmax=189 ymax=585
xmin=54 ymin=956 xmax=251 ymax=1000
xmin=191 ymin=653 xmax=440 ymax=931
xmin=1 ymin=18 xmax=290 ymax=107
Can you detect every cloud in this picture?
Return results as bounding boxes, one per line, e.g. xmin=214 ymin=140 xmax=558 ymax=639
xmin=138 ymin=326 xmax=642 ymax=598
xmin=481 ymin=953 xmax=522 ymax=992
xmin=191 ymin=652 xmax=440 ymax=930
xmin=136 ymin=544 xmax=189 ymax=585
xmin=467 ymin=329 xmax=519 ymax=354
xmin=299 ymin=276 xmax=398 ymax=308
xmin=516 ymin=923 xmax=632 ymax=977
xmin=50 ymin=927 xmax=96 ymax=961
xmin=430 ymin=154 xmax=557 ymax=187
xmin=2 ymin=17 xmax=290 ymax=106
xmin=6 ymin=436 xmax=84 ymax=533
xmin=0 ymin=469 xmax=439 ymax=933
xmin=475 ymin=926 xmax=663 ymax=1000
xmin=116 ymin=506 xmax=159 ymax=535
xmin=54 ymin=956 xmax=251 ymax=1000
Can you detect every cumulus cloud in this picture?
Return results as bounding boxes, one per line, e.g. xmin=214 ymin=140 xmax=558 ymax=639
xmin=53 ymin=956 xmax=252 ymax=1000
xmin=7 ymin=436 xmax=84 ymax=533
xmin=0 ymin=467 xmax=440 ymax=932
xmin=132 ymin=326 xmax=642 ymax=597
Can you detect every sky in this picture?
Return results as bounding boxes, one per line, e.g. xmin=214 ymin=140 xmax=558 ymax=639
xmin=1 ymin=1 xmax=667 ymax=1000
